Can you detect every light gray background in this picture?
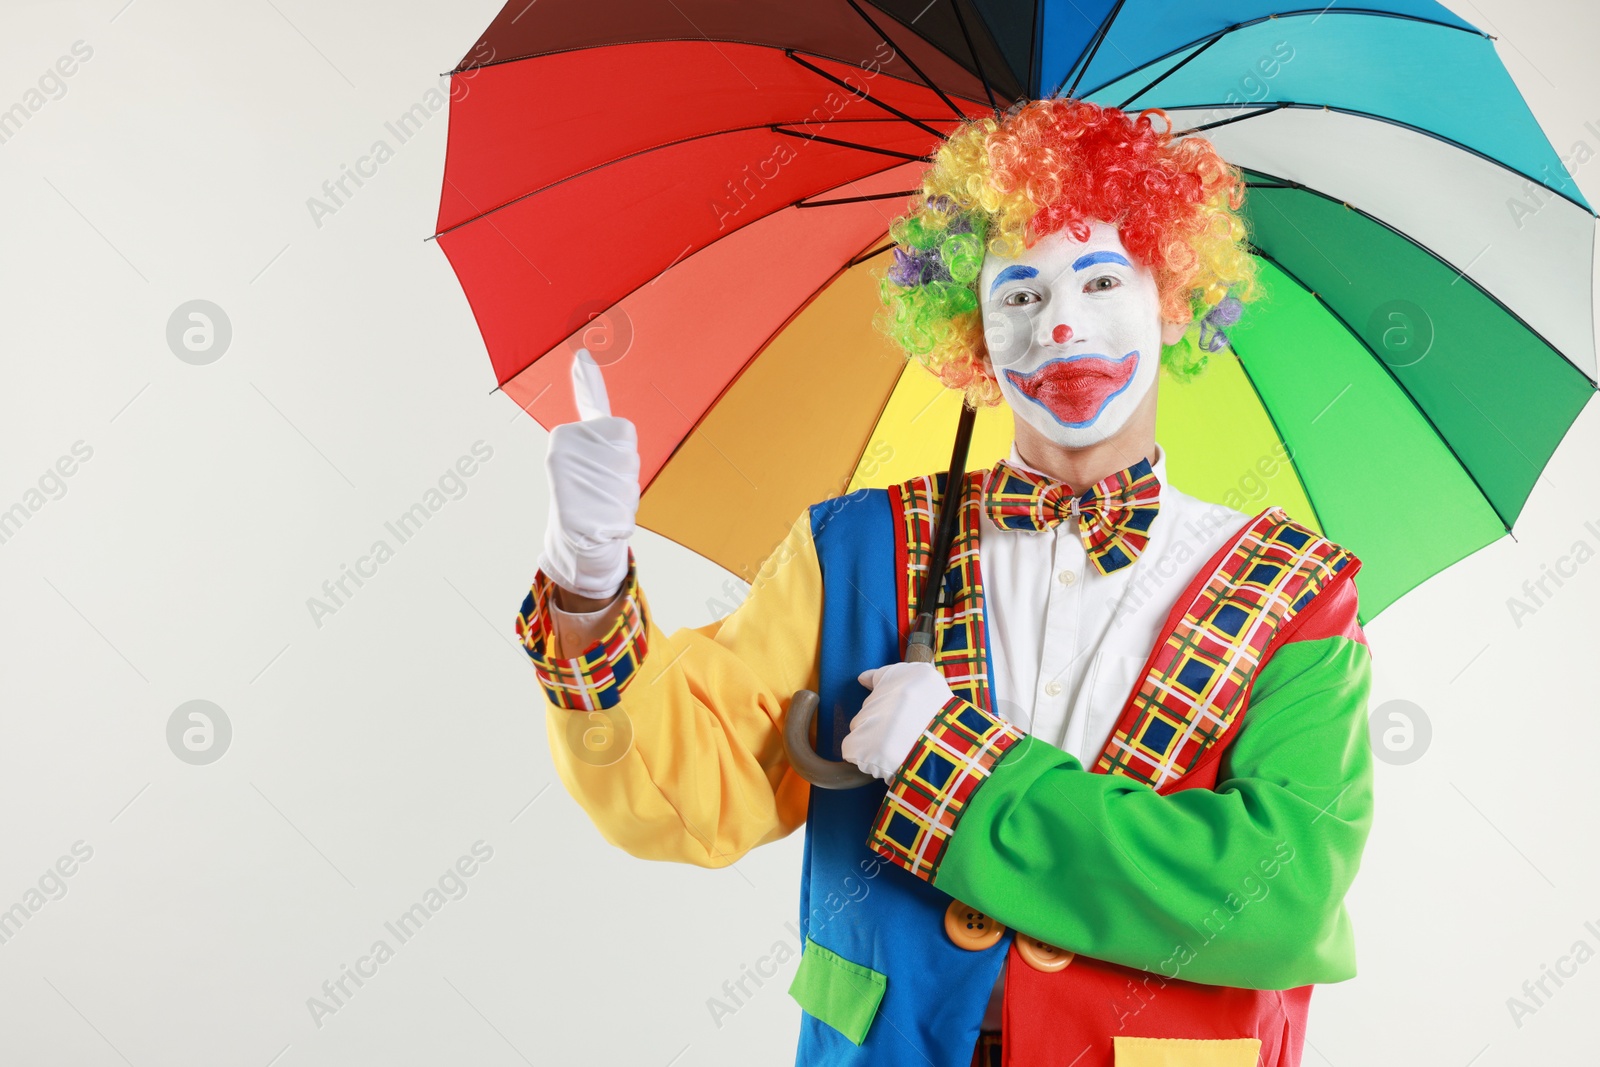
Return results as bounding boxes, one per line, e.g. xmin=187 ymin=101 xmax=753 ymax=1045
xmin=1 ymin=0 xmax=1597 ymax=1063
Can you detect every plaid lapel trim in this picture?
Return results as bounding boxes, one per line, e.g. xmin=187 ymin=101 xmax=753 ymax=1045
xmin=1091 ymin=507 xmax=1357 ymax=790
xmin=870 ymin=470 xmax=1006 ymax=883
xmin=890 ymin=469 xmax=992 ymax=715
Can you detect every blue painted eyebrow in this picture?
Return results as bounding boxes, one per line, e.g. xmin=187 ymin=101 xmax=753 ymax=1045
xmin=1072 ymin=250 xmax=1130 ymax=271
xmin=988 ymin=253 xmax=1129 ymax=297
xmin=988 ymin=265 xmax=1037 ymax=295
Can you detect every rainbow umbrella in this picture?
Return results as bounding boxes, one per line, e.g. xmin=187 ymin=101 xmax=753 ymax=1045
xmin=433 ymin=0 xmax=1596 ymax=622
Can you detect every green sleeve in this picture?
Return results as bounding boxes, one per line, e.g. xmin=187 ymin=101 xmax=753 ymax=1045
xmin=920 ymin=632 xmax=1372 ymax=990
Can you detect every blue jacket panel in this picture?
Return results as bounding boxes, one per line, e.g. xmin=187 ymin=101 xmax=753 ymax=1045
xmin=794 ymin=489 xmax=1007 ymax=1067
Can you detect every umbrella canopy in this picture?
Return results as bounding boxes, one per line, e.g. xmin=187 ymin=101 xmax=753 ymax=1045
xmin=434 ymin=0 xmax=1596 ymax=622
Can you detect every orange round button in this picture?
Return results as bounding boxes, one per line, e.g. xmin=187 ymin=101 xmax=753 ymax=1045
xmin=1016 ymin=934 xmax=1075 ymax=972
xmin=944 ymin=900 xmax=1005 ymax=950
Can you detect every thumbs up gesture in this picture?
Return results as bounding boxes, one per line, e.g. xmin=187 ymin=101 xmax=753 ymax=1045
xmin=536 ymin=350 xmax=641 ymax=601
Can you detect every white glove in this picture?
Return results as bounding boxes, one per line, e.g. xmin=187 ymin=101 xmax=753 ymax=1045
xmin=841 ymin=662 xmax=958 ymax=781
xmin=536 ymin=350 xmax=640 ymax=600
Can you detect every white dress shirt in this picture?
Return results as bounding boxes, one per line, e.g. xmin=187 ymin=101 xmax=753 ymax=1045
xmin=976 ymin=439 xmax=1251 ymax=1027
xmin=981 ymin=441 xmax=1252 ymax=758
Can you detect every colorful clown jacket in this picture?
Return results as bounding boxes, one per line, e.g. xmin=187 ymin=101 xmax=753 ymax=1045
xmin=516 ymin=466 xmax=1374 ymax=1067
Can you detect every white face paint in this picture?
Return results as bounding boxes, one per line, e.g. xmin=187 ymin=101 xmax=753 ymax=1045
xmin=979 ymin=220 xmax=1163 ymax=449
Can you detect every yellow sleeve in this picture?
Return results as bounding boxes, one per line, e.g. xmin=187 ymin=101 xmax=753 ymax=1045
xmin=515 ymin=508 xmax=820 ymax=867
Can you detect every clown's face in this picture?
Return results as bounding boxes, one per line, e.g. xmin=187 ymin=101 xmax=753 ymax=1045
xmin=980 ymin=220 xmax=1175 ymax=449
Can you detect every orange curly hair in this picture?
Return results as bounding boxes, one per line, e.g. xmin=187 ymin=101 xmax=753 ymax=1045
xmin=877 ymin=98 xmax=1261 ymax=407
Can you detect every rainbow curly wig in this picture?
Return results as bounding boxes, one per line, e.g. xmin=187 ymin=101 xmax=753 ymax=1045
xmin=877 ymin=98 xmax=1261 ymax=408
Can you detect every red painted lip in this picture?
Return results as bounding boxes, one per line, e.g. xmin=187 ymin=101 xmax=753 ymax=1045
xmin=1004 ymin=352 xmax=1140 ymax=427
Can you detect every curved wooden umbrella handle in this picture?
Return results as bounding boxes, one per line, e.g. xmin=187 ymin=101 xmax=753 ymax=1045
xmin=784 ymin=689 xmax=875 ymax=790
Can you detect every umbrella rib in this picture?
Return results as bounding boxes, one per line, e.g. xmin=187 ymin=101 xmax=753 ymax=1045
xmin=1070 ymin=9 xmax=1491 ymax=102
xmin=451 ymin=36 xmax=992 ymax=81
xmin=947 ymin=0 xmax=1003 ymax=116
xmin=1221 ymin=335 xmax=1334 ymax=539
xmin=1247 ymin=244 xmax=1516 ymax=534
xmin=432 ymin=118 xmax=938 ymax=240
xmin=1170 ymin=101 xmax=1291 ymax=136
xmin=848 ymin=242 xmax=897 ymax=267
xmin=1171 ymin=101 xmax=1596 ymax=218
xmin=1058 ymin=0 xmax=1128 ymax=99
xmin=771 ymin=125 xmax=931 ymax=162
xmin=784 ymin=50 xmax=950 ymax=139
xmin=796 ymin=190 xmax=920 ymax=208
xmin=1241 ymin=167 xmax=1599 ymax=388
xmin=635 ymin=230 xmax=906 ymax=499
xmin=1114 ymin=35 xmax=1221 ymax=111
xmin=441 ymin=175 xmax=553 ymax=285
xmin=843 ymin=0 xmax=969 ymax=120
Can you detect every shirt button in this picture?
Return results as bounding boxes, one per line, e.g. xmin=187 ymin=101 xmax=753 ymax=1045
xmin=1044 ymin=681 xmax=1063 ymax=697
xmin=1058 ymin=569 xmax=1077 ymax=586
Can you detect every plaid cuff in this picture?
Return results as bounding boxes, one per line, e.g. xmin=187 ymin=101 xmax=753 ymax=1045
xmin=514 ymin=553 xmax=648 ymax=711
xmin=866 ymin=695 xmax=1023 ymax=883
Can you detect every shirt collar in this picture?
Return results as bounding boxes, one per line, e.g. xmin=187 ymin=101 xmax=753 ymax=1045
xmin=1005 ymin=441 xmax=1167 ymax=495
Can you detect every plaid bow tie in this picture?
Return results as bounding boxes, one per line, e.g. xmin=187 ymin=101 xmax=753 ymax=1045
xmin=982 ymin=456 xmax=1162 ymax=574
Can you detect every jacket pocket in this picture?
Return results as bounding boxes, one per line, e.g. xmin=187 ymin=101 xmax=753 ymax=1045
xmin=1112 ymin=1036 xmax=1262 ymax=1067
xmin=786 ymin=936 xmax=887 ymax=1045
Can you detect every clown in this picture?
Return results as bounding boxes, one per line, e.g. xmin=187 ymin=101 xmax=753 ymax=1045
xmin=517 ymin=99 xmax=1373 ymax=1067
